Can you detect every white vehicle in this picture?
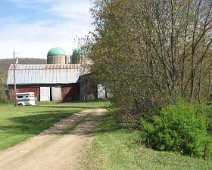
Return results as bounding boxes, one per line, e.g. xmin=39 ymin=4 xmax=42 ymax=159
xmin=16 ymin=92 xmax=36 ymax=106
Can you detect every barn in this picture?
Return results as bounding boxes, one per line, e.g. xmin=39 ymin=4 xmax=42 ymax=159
xmin=7 ymin=47 xmax=107 ymax=101
xmin=7 ymin=64 xmax=81 ymax=101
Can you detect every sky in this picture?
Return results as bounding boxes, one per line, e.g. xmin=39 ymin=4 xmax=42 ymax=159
xmin=0 ymin=0 xmax=93 ymax=59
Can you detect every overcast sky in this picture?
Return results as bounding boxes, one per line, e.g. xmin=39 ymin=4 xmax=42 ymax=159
xmin=0 ymin=0 xmax=93 ymax=59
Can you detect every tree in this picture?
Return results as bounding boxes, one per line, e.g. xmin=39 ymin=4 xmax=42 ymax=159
xmin=85 ymin=0 xmax=212 ymax=114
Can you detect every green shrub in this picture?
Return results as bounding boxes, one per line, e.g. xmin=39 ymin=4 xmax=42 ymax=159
xmin=0 ymin=86 xmax=8 ymax=103
xmin=140 ymin=101 xmax=207 ymax=157
xmin=197 ymin=105 xmax=212 ymax=160
xmin=198 ymin=105 xmax=212 ymax=135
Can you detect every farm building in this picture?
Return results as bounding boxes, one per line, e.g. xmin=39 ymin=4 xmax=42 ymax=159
xmin=7 ymin=47 xmax=106 ymax=101
xmin=7 ymin=64 xmax=81 ymax=101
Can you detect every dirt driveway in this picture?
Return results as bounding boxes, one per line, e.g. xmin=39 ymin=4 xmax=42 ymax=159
xmin=0 ymin=108 xmax=106 ymax=170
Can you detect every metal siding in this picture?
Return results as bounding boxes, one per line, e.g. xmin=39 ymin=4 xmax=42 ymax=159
xmin=7 ymin=64 xmax=81 ymax=85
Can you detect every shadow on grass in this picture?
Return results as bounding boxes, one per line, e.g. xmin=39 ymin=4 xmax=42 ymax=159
xmin=0 ymin=109 xmax=126 ymax=138
xmin=0 ymin=110 xmax=77 ymax=136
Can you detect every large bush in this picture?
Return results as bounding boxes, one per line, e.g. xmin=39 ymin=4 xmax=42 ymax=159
xmin=140 ymin=102 xmax=207 ymax=157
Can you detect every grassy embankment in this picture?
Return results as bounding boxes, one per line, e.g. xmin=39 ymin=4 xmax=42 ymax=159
xmin=0 ymin=101 xmax=109 ymax=150
xmin=84 ymin=110 xmax=212 ymax=170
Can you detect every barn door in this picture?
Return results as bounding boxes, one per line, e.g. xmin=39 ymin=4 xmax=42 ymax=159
xmin=40 ymin=87 xmax=51 ymax=101
xmin=51 ymin=86 xmax=62 ymax=101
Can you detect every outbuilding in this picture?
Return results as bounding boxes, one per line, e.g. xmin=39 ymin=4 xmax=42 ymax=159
xmin=7 ymin=64 xmax=81 ymax=101
xmin=7 ymin=47 xmax=108 ymax=102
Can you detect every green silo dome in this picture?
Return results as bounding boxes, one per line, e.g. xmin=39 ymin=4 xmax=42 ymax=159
xmin=72 ymin=48 xmax=86 ymax=56
xmin=47 ymin=47 xmax=66 ymax=56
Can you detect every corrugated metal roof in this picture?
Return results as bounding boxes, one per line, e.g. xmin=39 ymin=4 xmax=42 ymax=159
xmin=7 ymin=64 xmax=81 ymax=85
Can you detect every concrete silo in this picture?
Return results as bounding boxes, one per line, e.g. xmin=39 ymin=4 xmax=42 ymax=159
xmin=47 ymin=47 xmax=70 ymax=64
xmin=72 ymin=48 xmax=91 ymax=75
xmin=72 ymin=48 xmax=82 ymax=64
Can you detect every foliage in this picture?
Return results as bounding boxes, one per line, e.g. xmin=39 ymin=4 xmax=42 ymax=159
xmin=0 ymin=85 xmax=8 ymax=103
xmin=197 ymin=104 xmax=212 ymax=159
xmin=197 ymin=104 xmax=212 ymax=134
xmin=83 ymin=111 xmax=212 ymax=169
xmin=84 ymin=0 xmax=212 ymax=115
xmin=0 ymin=72 xmax=6 ymax=85
xmin=140 ymin=101 xmax=208 ymax=157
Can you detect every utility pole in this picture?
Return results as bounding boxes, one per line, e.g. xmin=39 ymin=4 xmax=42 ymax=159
xmin=13 ymin=51 xmax=17 ymax=106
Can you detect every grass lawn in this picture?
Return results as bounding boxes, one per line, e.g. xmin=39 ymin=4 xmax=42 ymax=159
xmin=0 ymin=101 xmax=109 ymax=150
xmin=37 ymin=100 xmax=110 ymax=108
xmin=83 ymin=111 xmax=212 ymax=170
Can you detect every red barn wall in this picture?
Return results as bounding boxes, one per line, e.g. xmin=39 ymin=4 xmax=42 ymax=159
xmin=61 ymin=84 xmax=80 ymax=101
xmin=8 ymin=84 xmax=80 ymax=102
xmin=8 ymin=85 xmax=40 ymax=100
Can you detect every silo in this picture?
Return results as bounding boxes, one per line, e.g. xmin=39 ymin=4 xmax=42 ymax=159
xmin=65 ymin=55 xmax=71 ymax=64
xmin=72 ymin=48 xmax=82 ymax=64
xmin=47 ymin=47 xmax=66 ymax=64
xmin=72 ymin=48 xmax=91 ymax=75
